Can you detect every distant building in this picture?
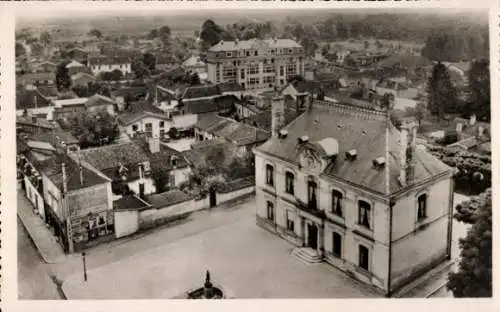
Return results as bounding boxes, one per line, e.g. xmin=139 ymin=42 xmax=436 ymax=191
xmin=84 ymin=94 xmax=118 ymax=115
xmin=206 ymin=38 xmax=305 ymax=91
xmin=117 ymin=101 xmax=172 ymax=140
xmin=182 ymin=54 xmax=207 ymax=75
xmin=88 ymin=56 xmax=132 ymax=76
xmin=32 ymin=61 xmax=57 ymax=73
xmin=253 ymin=98 xmax=454 ymax=296
xmin=19 ymin=72 xmax=55 ymax=90
xmin=66 ymin=60 xmax=87 ymax=76
xmin=16 ymin=89 xmax=54 ymax=120
xmin=53 ymin=98 xmax=89 ymax=120
xmin=71 ymin=72 xmax=96 ymax=88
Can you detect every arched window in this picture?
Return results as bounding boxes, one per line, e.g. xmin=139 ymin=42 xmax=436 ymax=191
xmin=332 ymin=190 xmax=343 ymax=217
xmin=417 ymin=194 xmax=427 ymax=220
xmin=265 ymin=164 xmax=274 ymax=187
xmin=358 ymin=200 xmax=371 ymax=229
xmin=285 ymin=171 xmax=295 ymax=195
xmin=308 ymin=179 xmax=318 ymax=210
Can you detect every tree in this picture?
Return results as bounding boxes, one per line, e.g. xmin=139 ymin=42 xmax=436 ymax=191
xmin=131 ymin=60 xmax=148 ymax=80
xmin=414 ymin=102 xmax=426 ymax=127
xmin=167 ymin=127 xmax=179 ymax=140
xmin=205 ymin=146 xmax=226 ymax=169
xmin=188 ymin=73 xmax=201 ymax=86
xmin=447 ymin=188 xmax=492 ymax=297
xmin=15 ymin=42 xmax=26 ymax=58
xmin=55 ymin=61 xmax=71 ymax=92
xmin=148 ymin=29 xmax=159 ymax=39
xmin=67 ymin=110 xmax=119 ymax=149
xmin=427 ymin=62 xmax=457 ymax=120
xmin=30 ymin=42 xmax=44 ymax=57
xmin=466 ymin=59 xmax=490 ymax=121
xmin=200 ymin=19 xmax=226 ymax=51
xmin=88 ymin=28 xmax=102 ymax=39
xmin=111 ymin=69 xmax=123 ymax=82
xmin=143 ymin=52 xmax=156 ymax=72
xmin=151 ymin=167 xmax=171 ymax=193
xmin=159 ymin=25 xmax=171 ymax=46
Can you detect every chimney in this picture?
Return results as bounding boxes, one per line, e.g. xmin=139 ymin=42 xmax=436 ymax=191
xmin=469 ymin=114 xmax=476 ymax=126
xmin=148 ymin=135 xmax=160 ymax=154
xmin=271 ymin=95 xmax=285 ymax=138
xmin=61 ymin=162 xmax=68 ymax=194
xmin=399 ymin=121 xmax=417 ymax=186
xmin=138 ymin=164 xmax=145 ymax=198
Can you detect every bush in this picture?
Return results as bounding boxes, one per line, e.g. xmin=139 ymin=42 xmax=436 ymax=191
xmin=438 ymin=131 xmax=459 ymax=145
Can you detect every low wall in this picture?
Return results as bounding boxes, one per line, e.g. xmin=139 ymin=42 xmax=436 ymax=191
xmin=115 ymin=209 xmax=139 ymax=239
xmin=139 ymin=198 xmax=197 ymax=230
xmin=216 ymin=185 xmax=255 ymax=206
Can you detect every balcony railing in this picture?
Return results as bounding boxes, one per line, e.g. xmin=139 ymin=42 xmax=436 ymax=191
xmin=294 ymin=197 xmax=326 ymax=219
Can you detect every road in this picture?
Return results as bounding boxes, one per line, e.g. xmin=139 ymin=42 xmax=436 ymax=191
xmin=17 ymin=218 xmax=62 ymax=300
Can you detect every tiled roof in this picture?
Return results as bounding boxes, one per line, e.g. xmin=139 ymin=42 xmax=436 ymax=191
xmin=37 ymin=86 xmax=59 ymax=98
xmin=256 ymin=102 xmax=450 ymax=195
xmin=247 ymin=108 xmax=298 ymax=132
xmin=209 ymin=38 xmax=302 ymax=52
xmin=113 ymin=195 xmax=150 ymax=211
xmin=196 ymin=114 xmax=269 ymax=146
xmin=85 ymin=94 xmax=116 ymax=108
xmin=182 ymin=55 xmax=205 ymax=67
xmin=217 ymin=82 xmax=244 ymax=93
xmin=133 ymin=138 xmax=190 ymax=171
xmin=66 ymin=60 xmax=85 ymax=68
xmin=27 ymin=141 xmax=56 ymax=152
xmin=20 ymin=72 xmax=55 ymax=85
xmin=145 ymin=190 xmax=193 ymax=209
xmin=16 ymin=115 xmax=54 ymax=129
xmin=53 ymin=98 xmax=88 ymax=108
xmin=80 ymin=142 xmax=149 ymax=174
xmin=182 ymin=84 xmax=221 ymax=100
xmin=28 ymin=129 xmax=79 ymax=146
xmin=39 ymin=153 xmax=110 ymax=192
xmin=16 ymin=89 xmax=52 ymax=110
xmin=448 ymin=117 xmax=491 ymax=139
xmin=117 ymin=101 xmax=169 ymax=125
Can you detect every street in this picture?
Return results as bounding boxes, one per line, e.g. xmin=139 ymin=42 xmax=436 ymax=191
xmin=17 ymin=218 xmax=62 ymax=299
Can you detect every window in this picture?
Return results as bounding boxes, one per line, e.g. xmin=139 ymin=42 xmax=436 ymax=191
xmin=417 ymin=194 xmax=427 ymax=221
xmin=145 ymin=123 xmax=153 ymax=138
xmin=254 ymin=51 xmax=258 ymax=56
xmin=263 ymin=76 xmax=274 ymax=85
xmin=265 ymin=164 xmax=274 ymax=186
xmin=226 ymin=52 xmax=232 ymax=57
xmin=333 ymin=232 xmax=342 ymax=258
xmin=358 ymin=245 xmax=369 ymax=271
xmin=267 ymin=201 xmax=274 ymax=221
xmin=159 ymin=121 xmax=165 ymax=128
xmin=280 ymin=66 xmax=284 ymax=76
xmin=264 ymin=65 xmax=275 ymax=73
xmin=247 ymin=64 xmax=259 ymax=75
xmin=308 ymin=180 xmax=318 ymax=210
xmin=160 ymin=129 xmax=165 ymax=138
xmin=358 ymin=200 xmax=371 ymax=228
xmin=132 ymin=124 xmax=138 ymax=131
xmin=240 ymin=70 xmax=245 ymax=80
xmin=223 ymin=68 xmax=237 ymax=78
xmin=332 ymin=190 xmax=343 ymax=217
xmin=246 ymin=51 xmax=250 ymax=57
xmin=286 ymin=211 xmax=294 ymax=232
xmin=285 ymin=171 xmax=294 ymax=195
xmin=249 ymin=77 xmax=259 ymax=86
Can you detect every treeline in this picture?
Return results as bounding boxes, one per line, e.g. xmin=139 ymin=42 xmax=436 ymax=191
xmin=197 ymin=13 xmax=488 ymax=61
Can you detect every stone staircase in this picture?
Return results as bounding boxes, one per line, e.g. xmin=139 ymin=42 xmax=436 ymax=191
xmin=291 ymin=248 xmax=323 ymax=265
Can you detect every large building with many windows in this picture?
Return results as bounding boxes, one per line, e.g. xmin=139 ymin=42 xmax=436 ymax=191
xmin=206 ymin=38 xmax=305 ymax=91
xmin=253 ymin=96 xmax=454 ymax=296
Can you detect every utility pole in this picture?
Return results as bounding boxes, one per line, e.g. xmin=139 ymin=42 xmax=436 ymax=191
xmin=82 ymin=252 xmax=87 ymax=282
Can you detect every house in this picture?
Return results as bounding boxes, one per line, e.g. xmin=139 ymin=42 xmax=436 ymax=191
xmin=112 ymin=85 xmax=149 ymax=110
xmin=234 ymin=100 xmax=264 ymax=120
xmin=80 ymin=142 xmax=154 ymax=196
xmin=88 ymin=56 xmax=132 ymax=76
xmin=38 ymin=153 xmax=113 ymax=253
xmin=194 ymin=114 xmax=269 ymax=155
xmin=36 ymin=86 xmax=60 ymax=101
xmin=134 ymin=137 xmax=192 ymax=188
xmin=16 ymin=89 xmax=54 ymax=120
xmin=26 ymin=129 xmax=80 ymax=154
xmin=33 ymin=61 xmax=57 ymax=73
xmin=17 ymin=115 xmax=55 ymax=135
xmin=71 ymin=72 xmax=96 ymax=88
xmin=216 ymin=82 xmax=245 ymax=99
xmin=66 ymin=60 xmax=87 ymax=76
xmin=84 ymin=94 xmax=117 ymax=115
xmin=66 ymin=48 xmax=89 ymax=64
xmin=117 ymin=101 xmax=172 ymax=140
xmin=19 ymin=72 xmax=55 ymax=90
xmin=253 ymin=98 xmax=454 ymax=296
xmin=53 ymin=98 xmax=89 ymax=120
xmin=183 ymin=139 xmax=240 ymax=176
xmin=181 ymin=84 xmax=221 ymax=101
xmin=245 ymin=107 xmax=298 ymax=133
xmin=182 ymin=54 xmax=207 ymax=75
xmin=446 ymin=115 xmax=491 ymax=151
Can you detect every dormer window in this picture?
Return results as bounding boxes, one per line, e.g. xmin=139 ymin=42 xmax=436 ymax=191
xmin=373 ymin=157 xmax=385 ymax=168
xmin=346 ymin=149 xmax=357 ymax=160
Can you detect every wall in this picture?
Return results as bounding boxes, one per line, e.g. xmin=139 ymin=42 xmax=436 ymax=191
xmin=67 ymin=182 xmax=111 ymax=218
xmin=124 ymin=116 xmax=172 ymax=139
xmin=394 ymin=97 xmax=418 ymax=110
xmin=114 ymin=209 xmax=139 ymax=238
xmin=42 ymin=173 xmax=63 ymax=219
xmin=24 ymin=175 xmax=45 ymax=219
xmin=173 ymin=114 xmax=197 ymax=130
xmin=172 ymin=167 xmax=191 ymax=187
xmin=138 ymin=197 xmax=196 ymax=230
xmin=17 ymin=106 xmax=54 ymax=121
xmin=390 ymin=176 xmax=452 ymax=289
xmin=91 ymin=63 xmax=132 ymax=76
xmin=216 ymin=185 xmax=255 ymax=206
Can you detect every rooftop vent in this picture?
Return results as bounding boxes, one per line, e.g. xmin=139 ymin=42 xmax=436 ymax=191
xmin=298 ymin=135 xmax=309 ymax=144
xmin=278 ymin=129 xmax=288 ymax=138
xmin=362 ymin=130 xmax=367 ymax=135
xmin=345 ymin=149 xmax=357 ymax=160
xmin=372 ymin=157 xmax=385 ymax=168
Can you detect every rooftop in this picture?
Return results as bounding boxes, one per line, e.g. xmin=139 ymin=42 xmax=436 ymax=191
xmin=182 ymin=84 xmax=221 ymax=100
xmin=66 ymin=60 xmax=86 ymax=68
xmin=16 ymin=89 xmax=52 ymax=110
xmin=209 ymin=38 xmax=302 ymax=52
xmin=20 ymin=72 xmax=55 ymax=84
xmin=133 ymin=138 xmax=190 ymax=171
xmin=88 ymin=56 xmax=131 ymax=66
xmin=255 ymin=101 xmax=450 ymax=195
xmin=53 ymin=97 xmax=88 ymax=108
xmin=80 ymin=142 xmax=150 ymax=172
xmin=113 ymin=195 xmax=150 ymax=211
xmin=85 ymin=94 xmax=117 ymax=108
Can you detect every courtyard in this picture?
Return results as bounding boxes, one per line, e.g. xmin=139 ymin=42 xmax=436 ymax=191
xmin=62 ymin=214 xmax=382 ymax=299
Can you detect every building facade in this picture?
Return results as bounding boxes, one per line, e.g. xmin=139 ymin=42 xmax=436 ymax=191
xmin=253 ymin=98 xmax=454 ymax=296
xmin=88 ymin=56 xmax=132 ymax=76
xmin=206 ymin=38 xmax=305 ymax=91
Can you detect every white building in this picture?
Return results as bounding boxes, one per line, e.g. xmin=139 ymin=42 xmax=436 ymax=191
xmin=253 ymin=97 xmax=454 ymax=296
xmin=88 ymin=56 xmax=132 ymax=76
xmin=206 ymin=38 xmax=305 ymax=91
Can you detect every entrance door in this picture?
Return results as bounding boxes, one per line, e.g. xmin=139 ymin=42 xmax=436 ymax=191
xmin=209 ymin=187 xmax=217 ymax=208
xmin=307 ymin=223 xmax=318 ymax=249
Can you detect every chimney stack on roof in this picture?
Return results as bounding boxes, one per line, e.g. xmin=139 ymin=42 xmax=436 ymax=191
xmin=271 ymin=95 xmax=285 ymax=138
xmin=148 ymin=136 xmax=160 ymax=154
xmin=399 ymin=120 xmax=417 ymax=186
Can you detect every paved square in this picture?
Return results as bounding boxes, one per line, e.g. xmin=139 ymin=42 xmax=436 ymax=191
xmin=62 ymin=216 xmax=381 ymax=299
